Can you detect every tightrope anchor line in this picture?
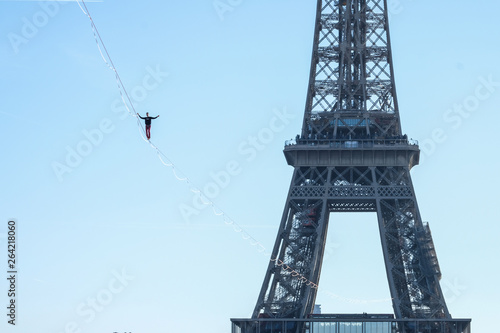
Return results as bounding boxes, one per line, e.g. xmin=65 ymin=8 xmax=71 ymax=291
xmin=76 ymin=0 xmax=392 ymax=305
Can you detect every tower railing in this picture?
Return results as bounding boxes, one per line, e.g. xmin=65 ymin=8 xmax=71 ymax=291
xmin=285 ymin=138 xmax=419 ymax=148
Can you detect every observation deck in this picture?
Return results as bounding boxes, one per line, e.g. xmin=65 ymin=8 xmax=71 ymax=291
xmin=231 ymin=315 xmax=471 ymax=333
xmin=283 ymin=138 xmax=420 ymax=169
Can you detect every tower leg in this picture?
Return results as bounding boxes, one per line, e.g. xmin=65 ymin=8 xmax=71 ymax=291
xmin=252 ymin=167 xmax=330 ymax=319
xmin=253 ymin=166 xmax=450 ymax=320
xmin=374 ymin=166 xmax=450 ymax=319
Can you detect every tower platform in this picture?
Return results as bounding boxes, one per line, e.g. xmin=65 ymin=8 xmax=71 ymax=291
xmin=231 ymin=314 xmax=471 ymax=333
xmin=284 ymin=139 xmax=420 ymax=169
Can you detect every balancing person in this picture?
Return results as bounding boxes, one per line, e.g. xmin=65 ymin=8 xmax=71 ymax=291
xmin=137 ymin=112 xmax=159 ymax=140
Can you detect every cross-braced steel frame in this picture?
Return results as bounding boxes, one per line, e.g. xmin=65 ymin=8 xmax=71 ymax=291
xmin=302 ymin=0 xmax=401 ymax=141
xmin=252 ymin=0 xmax=453 ymax=322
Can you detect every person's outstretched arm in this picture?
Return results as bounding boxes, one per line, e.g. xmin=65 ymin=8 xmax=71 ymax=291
xmin=137 ymin=113 xmax=145 ymax=119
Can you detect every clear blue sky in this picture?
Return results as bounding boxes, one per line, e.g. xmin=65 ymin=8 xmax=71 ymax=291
xmin=1 ymin=1 xmax=499 ymax=332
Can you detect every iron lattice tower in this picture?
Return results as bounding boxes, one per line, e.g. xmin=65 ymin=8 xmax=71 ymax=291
xmin=253 ymin=0 xmax=451 ymax=320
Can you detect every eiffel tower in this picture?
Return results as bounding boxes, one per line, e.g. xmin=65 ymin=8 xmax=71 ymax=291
xmin=232 ymin=1 xmax=471 ymax=332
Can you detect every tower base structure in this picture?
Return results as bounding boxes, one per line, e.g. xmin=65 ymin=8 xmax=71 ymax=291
xmin=231 ymin=314 xmax=471 ymax=333
xmin=235 ymin=0 xmax=471 ymax=328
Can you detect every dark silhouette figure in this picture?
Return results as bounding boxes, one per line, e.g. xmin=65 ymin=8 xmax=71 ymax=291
xmin=137 ymin=112 xmax=159 ymax=140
